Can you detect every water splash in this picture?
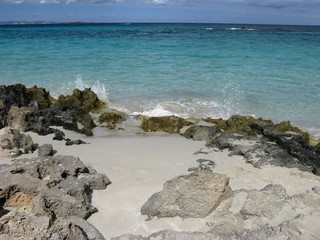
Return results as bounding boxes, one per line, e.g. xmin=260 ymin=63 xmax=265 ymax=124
xmin=75 ymin=75 xmax=110 ymax=104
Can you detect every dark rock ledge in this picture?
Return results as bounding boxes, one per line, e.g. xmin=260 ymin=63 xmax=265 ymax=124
xmin=0 ymin=155 xmax=111 ymax=239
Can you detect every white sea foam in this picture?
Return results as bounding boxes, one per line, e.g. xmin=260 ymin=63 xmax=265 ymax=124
xmin=227 ymin=27 xmax=254 ymax=31
xmin=130 ymin=99 xmax=234 ymax=119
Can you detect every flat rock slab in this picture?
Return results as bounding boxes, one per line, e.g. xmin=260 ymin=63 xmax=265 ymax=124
xmin=141 ymin=170 xmax=231 ymax=219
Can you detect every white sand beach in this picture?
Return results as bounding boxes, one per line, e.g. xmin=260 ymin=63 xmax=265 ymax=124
xmin=3 ymin=127 xmax=319 ymax=239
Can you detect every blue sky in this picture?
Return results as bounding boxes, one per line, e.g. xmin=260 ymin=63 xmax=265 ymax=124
xmin=0 ymin=0 xmax=319 ymax=25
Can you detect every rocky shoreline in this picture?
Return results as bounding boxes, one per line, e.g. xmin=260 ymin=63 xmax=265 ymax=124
xmin=1 ymin=84 xmax=320 ymax=239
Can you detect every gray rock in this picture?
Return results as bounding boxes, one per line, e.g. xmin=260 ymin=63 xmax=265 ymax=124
xmin=111 ymin=231 xmax=215 ymax=240
xmin=53 ymin=130 xmax=65 ymax=141
xmin=66 ymin=139 xmax=87 ymax=146
xmin=141 ymin=170 xmax=231 ymax=219
xmin=38 ymin=144 xmax=54 ymax=157
xmin=31 ymin=185 xmax=97 ymax=219
xmin=7 ymin=106 xmax=33 ymax=132
xmin=240 ymin=184 xmax=289 ymax=219
xmin=182 ymin=125 xmax=221 ymax=141
xmin=0 ymin=210 xmax=106 ymax=240
xmin=0 ymin=155 xmax=109 ymax=239
xmin=0 ymin=128 xmax=35 ymax=157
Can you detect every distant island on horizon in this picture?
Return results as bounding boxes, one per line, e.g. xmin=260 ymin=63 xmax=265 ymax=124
xmin=1 ymin=21 xmax=320 ymax=27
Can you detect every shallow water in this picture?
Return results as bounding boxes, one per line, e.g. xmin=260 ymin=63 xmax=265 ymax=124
xmin=0 ymin=23 xmax=319 ymax=136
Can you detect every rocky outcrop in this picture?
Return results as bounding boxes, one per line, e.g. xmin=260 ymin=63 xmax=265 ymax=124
xmin=0 ymin=155 xmax=110 ymax=239
xmin=25 ymin=85 xmax=52 ymax=109
xmin=116 ymin=183 xmax=320 ymax=240
xmin=99 ymin=110 xmax=127 ymax=130
xmin=179 ymin=115 xmax=320 ymax=176
xmin=0 ymin=128 xmax=36 ymax=157
xmin=52 ymin=88 xmax=105 ymax=114
xmin=141 ymin=116 xmax=192 ymax=134
xmin=141 ymin=170 xmax=231 ymax=219
xmin=1 ymin=84 xmax=104 ymax=137
xmin=204 ymin=115 xmax=309 ymax=140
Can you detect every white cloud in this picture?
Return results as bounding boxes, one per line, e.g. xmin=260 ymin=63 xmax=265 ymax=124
xmin=151 ymin=0 xmax=168 ymax=4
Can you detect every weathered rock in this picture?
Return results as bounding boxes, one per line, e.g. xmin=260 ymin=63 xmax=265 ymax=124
xmin=53 ymin=130 xmax=65 ymax=141
xmin=80 ymin=113 xmax=96 ymax=129
xmin=206 ymin=132 xmax=240 ymax=150
xmin=0 ymin=128 xmax=35 ymax=157
xmin=25 ymin=107 xmax=80 ymax=135
xmin=141 ymin=170 xmax=231 ymax=219
xmin=66 ymin=139 xmax=87 ymax=146
xmin=78 ymin=172 xmax=112 ymax=190
xmin=0 ymin=155 xmax=109 ymax=239
xmin=141 ymin=116 xmax=192 ymax=134
xmin=99 ymin=110 xmax=127 ymax=130
xmin=0 ymin=84 xmax=29 ymax=128
xmin=204 ymin=115 xmax=309 ymax=140
xmin=182 ymin=125 xmax=221 ymax=141
xmin=53 ymin=88 xmax=105 ymax=114
xmin=31 ymin=184 xmax=97 ymax=219
xmin=0 ymin=211 xmax=106 ymax=240
xmin=38 ymin=144 xmax=54 ymax=157
xmin=25 ymin=85 xmax=52 ymax=109
xmin=203 ymin=117 xmax=320 ymax=176
xmin=7 ymin=106 xmax=33 ymax=132
xmin=240 ymin=184 xmax=289 ymax=219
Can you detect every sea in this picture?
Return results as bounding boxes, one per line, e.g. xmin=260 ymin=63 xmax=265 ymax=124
xmin=0 ymin=23 xmax=319 ymax=137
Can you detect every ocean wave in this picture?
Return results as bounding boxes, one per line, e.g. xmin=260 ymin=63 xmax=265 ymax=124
xmin=127 ymin=99 xmax=234 ymax=119
xmin=227 ymin=27 xmax=254 ymax=31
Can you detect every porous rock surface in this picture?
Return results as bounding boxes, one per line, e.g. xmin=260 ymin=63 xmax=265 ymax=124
xmin=0 ymin=128 xmax=35 ymax=157
xmin=116 ymin=184 xmax=320 ymax=240
xmin=141 ymin=170 xmax=231 ymax=219
xmin=180 ymin=115 xmax=320 ymax=176
xmin=0 ymin=84 xmax=105 ymax=137
xmin=0 ymin=155 xmax=111 ymax=239
xmin=99 ymin=109 xmax=128 ymax=130
xmin=140 ymin=116 xmax=192 ymax=134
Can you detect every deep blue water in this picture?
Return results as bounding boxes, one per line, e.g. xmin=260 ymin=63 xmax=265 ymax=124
xmin=0 ymin=23 xmax=319 ymax=135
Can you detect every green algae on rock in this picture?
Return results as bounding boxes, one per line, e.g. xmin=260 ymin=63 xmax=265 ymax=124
xmin=99 ymin=110 xmax=128 ymax=130
xmin=52 ymin=88 xmax=105 ymax=114
xmin=140 ymin=116 xmax=192 ymax=134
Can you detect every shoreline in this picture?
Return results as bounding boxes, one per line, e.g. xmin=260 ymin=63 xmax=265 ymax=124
xmin=1 ymin=84 xmax=320 ymax=239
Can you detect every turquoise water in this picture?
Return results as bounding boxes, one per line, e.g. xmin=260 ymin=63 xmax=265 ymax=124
xmin=0 ymin=23 xmax=320 ymax=135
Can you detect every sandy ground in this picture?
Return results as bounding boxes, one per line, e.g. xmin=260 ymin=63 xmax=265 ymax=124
xmin=1 ymin=127 xmax=320 ymax=239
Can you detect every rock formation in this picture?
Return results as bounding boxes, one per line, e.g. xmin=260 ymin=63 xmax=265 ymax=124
xmin=99 ymin=109 xmax=128 ymax=130
xmin=140 ymin=116 xmax=192 ymax=134
xmin=0 ymin=84 xmax=105 ymax=137
xmin=0 ymin=128 xmax=36 ymax=157
xmin=141 ymin=170 xmax=231 ymax=219
xmin=0 ymin=155 xmax=111 ymax=239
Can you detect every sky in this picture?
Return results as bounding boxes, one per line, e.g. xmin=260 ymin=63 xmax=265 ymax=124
xmin=0 ymin=0 xmax=319 ymax=25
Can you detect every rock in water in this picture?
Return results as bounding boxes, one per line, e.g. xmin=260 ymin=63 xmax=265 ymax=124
xmin=141 ymin=170 xmax=231 ymax=219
